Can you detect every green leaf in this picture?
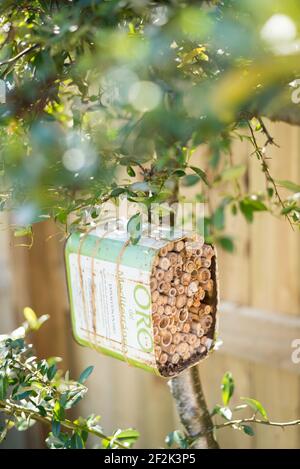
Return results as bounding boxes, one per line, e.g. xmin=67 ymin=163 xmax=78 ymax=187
xmin=111 ymin=187 xmax=127 ymax=197
xmin=13 ymin=390 xmax=33 ymax=401
xmin=172 ymin=169 xmax=186 ymax=177
xmin=54 ymin=400 xmax=65 ymax=421
xmin=78 ymin=366 xmax=94 ymax=384
xmin=70 ymin=433 xmax=84 ymax=449
xmin=217 ymin=236 xmax=234 ymax=252
xmin=127 ymin=213 xmax=142 ymax=245
xmin=23 ymin=307 xmax=38 ymax=330
xmin=47 ymin=364 xmax=57 ymax=381
xmin=212 ymin=205 xmax=225 ymax=231
xmin=240 ymin=397 xmax=268 ymax=420
xmin=38 ymin=406 xmax=47 ymax=417
xmin=165 ymin=430 xmax=188 ymax=449
xmin=0 ymin=376 xmax=8 ymax=400
xmin=221 ymin=165 xmax=246 ymax=182
xmin=241 ymin=424 xmax=255 ymax=436
xmin=221 ymin=372 xmax=235 ymax=406
xmin=190 ymin=166 xmax=209 ymax=186
xmin=211 ymin=405 xmax=232 ymax=420
xmin=114 ymin=428 xmax=139 ymax=447
xmin=182 ymin=174 xmax=201 ymax=187
xmin=276 ymin=180 xmax=300 ymax=193
xmin=52 ymin=420 xmax=61 ymax=438
xmin=127 ymin=166 xmax=136 ymax=177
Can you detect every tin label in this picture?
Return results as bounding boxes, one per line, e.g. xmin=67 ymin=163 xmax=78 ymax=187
xmin=68 ymin=253 xmax=157 ymax=368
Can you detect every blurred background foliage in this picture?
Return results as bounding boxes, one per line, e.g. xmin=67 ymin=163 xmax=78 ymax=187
xmin=1 ymin=0 xmax=300 ymax=247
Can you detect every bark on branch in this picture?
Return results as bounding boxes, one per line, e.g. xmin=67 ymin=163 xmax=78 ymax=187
xmin=168 ymin=366 xmax=219 ymax=449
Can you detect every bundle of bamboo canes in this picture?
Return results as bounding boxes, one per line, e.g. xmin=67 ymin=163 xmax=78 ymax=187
xmin=151 ymin=237 xmax=216 ymax=377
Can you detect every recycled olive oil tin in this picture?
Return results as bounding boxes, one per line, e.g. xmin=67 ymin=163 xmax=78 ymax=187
xmin=65 ymin=223 xmax=219 ymax=377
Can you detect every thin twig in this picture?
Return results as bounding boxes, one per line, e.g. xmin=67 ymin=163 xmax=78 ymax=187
xmin=0 ymin=399 xmax=127 ymax=449
xmin=215 ymin=416 xmax=300 ymax=431
xmin=0 ymin=45 xmax=39 ymax=67
xmin=257 ymin=117 xmax=280 ymax=148
xmin=247 ymin=121 xmax=294 ymax=230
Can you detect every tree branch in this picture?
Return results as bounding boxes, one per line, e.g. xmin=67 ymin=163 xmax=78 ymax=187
xmin=0 ymin=399 xmax=127 ymax=449
xmin=168 ymin=366 xmax=219 ymax=449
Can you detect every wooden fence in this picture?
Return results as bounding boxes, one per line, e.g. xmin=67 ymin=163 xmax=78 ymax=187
xmin=1 ymin=121 xmax=300 ymax=448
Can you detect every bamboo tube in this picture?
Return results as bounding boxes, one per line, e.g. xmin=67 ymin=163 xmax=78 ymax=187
xmin=201 ymin=257 xmax=211 ymax=268
xmin=162 ymin=343 xmax=176 ymax=355
xmin=199 ymin=345 xmax=207 ymax=354
xmin=167 ymin=252 xmax=178 ymax=265
xmin=191 ymin=269 xmax=198 ymax=279
xmin=154 ymin=334 xmax=161 ymax=345
xmin=191 ymin=322 xmax=205 ymax=337
xmin=199 ymin=315 xmax=213 ymax=329
xmin=187 ymin=281 xmax=199 ymax=296
xmin=194 ymin=255 xmax=202 ymax=268
xmin=173 ymin=277 xmax=180 ymax=286
xmin=150 ymin=278 xmax=158 ymax=291
xmin=192 ymin=299 xmax=201 ymax=308
xmin=198 ymin=268 xmax=211 ymax=284
xmin=182 ymin=323 xmax=191 ymax=334
xmin=185 ymin=242 xmax=202 ymax=258
xmin=171 ymin=352 xmax=180 ymax=365
xmin=173 ymin=332 xmax=181 ymax=345
xmin=171 ymin=306 xmax=177 ymax=316
xmin=202 ymin=244 xmax=214 ymax=258
xmin=174 ymin=265 xmax=182 ymax=277
xmin=182 ymin=351 xmax=191 ymax=361
xmin=158 ymin=352 xmax=168 ymax=365
xmin=176 ymin=284 xmax=185 ymax=295
xmin=174 ymin=240 xmax=185 ymax=252
xmin=158 ymin=281 xmax=167 ymax=293
xmin=152 ymin=302 xmax=158 ymax=314
xmin=155 ymin=269 xmax=165 ymax=281
xmin=194 ymin=287 xmax=206 ymax=301
xmin=178 ymin=307 xmax=189 ymax=323
xmin=164 ymin=304 xmax=173 ymax=316
xmin=159 ymin=316 xmax=170 ymax=330
xmin=157 ymin=296 xmax=164 ymax=306
xmin=176 ymin=341 xmax=189 ymax=356
xmin=152 ymin=290 xmax=159 ymax=303
xmin=152 ymin=313 xmax=160 ymax=325
xmin=183 ymin=260 xmax=196 ymax=273
xmin=190 ymin=313 xmax=200 ymax=322
xmin=157 ymin=305 xmax=165 ymax=315
xmin=181 ymin=272 xmax=191 ymax=286
xmin=159 ymin=257 xmax=171 ymax=271
xmin=176 ymin=295 xmax=187 ymax=309
xmin=164 ymin=269 xmax=174 ymax=283
xmin=199 ymin=304 xmax=212 ymax=315
xmin=161 ymin=330 xmax=172 ymax=347
xmin=169 ymin=287 xmax=177 ymax=297
xmin=159 ymin=246 xmax=169 ymax=257
xmin=186 ymin=298 xmax=194 ymax=308
xmin=162 ymin=296 xmax=168 ymax=305
xmin=170 ymin=325 xmax=177 ymax=334
xmin=167 ymin=296 xmax=176 ymax=306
